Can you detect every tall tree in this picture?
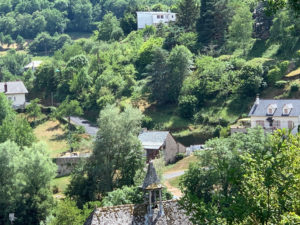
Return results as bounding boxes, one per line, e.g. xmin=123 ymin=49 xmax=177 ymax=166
xmin=197 ymin=0 xmax=230 ymax=49
xmin=180 ymin=128 xmax=300 ymax=224
xmin=68 ymin=104 xmax=144 ymax=203
xmin=227 ymin=3 xmax=254 ymax=55
xmin=26 ymin=98 xmax=42 ymax=122
xmin=0 ymin=92 xmax=15 ymax=124
xmin=0 ymin=141 xmax=56 ymax=225
xmin=176 ymin=0 xmax=200 ymax=31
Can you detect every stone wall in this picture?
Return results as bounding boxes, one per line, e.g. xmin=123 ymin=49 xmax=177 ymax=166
xmin=164 ymin=134 xmax=186 ymax=164
xmin=84 ymin=200 xmax=193 ymax=225
xmin=53 ymin=157 xmax=87 ymax=177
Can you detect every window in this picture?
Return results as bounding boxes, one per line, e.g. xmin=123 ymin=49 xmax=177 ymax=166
xmin=14 ymin=96 xmax=16 ymax=101
xmin=273 ymin=120 xmax=281 ymax=128
xmin=288 ymin=121 xmax=294 ymax=129
xmin=256 ymin=120 xmax=265 ymax=127
xmin=268 ymin=108 xmax=273 ymax=114
xmin=7 ymin=97 xmax=12 ymax=101
xmin=284 ymin=108 xmax=288 ymax=114
xmin=161 ymin=15 xmax=164 ymax=19
xmin=157 ymin=15 xmax=160 ymax=19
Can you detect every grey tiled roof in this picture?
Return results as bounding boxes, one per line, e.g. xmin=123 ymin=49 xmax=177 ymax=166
xmin=138 ymin=131 xmax=169 ymax=150
xmin=249 ymin=99 xmax=300 ymax=117
xmin=0 ymin=81 xmax=28 ymax=94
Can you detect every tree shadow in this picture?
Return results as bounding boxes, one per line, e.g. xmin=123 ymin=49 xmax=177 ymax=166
xmin=51 ymin=133 xmax=68 ymax=141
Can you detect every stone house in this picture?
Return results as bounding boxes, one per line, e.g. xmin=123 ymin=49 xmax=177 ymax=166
xmin=136 ymin=11 xmax=176 ymax=29
xmin=138 ymin=131 xmax=186 ymax=164
xmin=0 ymin=81 xmax=28 ymax=109
xmin=249 ymin=96 xmax=300 ymax=134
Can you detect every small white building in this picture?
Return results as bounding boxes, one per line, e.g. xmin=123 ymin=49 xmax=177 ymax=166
xmin=24 ymin=60 xmax=43 ymax=72
xmin=0 ymin=81 xmax=28 ymax=109
xmin=248 ymin=96 xmax=300 ymax=134
xmin=137 ymin=11 xmax=176 ymax=29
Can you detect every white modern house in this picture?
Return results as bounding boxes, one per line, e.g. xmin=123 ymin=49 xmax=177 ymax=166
xmin=248 ymin=96 xmax=300 ymax=134
xmin=0 ymin=81 xmax=28 ymax=109
xmin=136 ymin=11 xmax=176 ymax=29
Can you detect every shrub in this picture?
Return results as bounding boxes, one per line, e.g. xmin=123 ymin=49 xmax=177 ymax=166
xmin=178 ymin=95 xmax=197 ymax=119
xmin=142 ymin=116 xmax=154 ymax=129
xmin=175 ymin=153 xmax=185 ymax=162
xmin=52 ymin=185 xmax=59 ymax=194
xmin=290 ymin=82 xmax=300 ymax=92
xmin=275 ymin=80 xmax=288 ymax=88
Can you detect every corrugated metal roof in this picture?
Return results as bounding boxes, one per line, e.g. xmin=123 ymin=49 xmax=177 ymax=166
xmin=249 ymin=99 xmax=300 ymax=117
xmin=138 ymin=131 xmax=169 ymax=150
xmin=0 ymin=81 xmax=28 ymax=94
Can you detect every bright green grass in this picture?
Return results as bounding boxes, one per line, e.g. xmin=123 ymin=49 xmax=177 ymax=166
xmin=52 ymin=176 xmax=71 ymax=194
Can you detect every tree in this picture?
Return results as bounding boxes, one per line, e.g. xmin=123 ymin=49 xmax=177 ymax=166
xmin=79 ymin=105 xmax=144 ymax=200
xmin=3 ymin=34 xmax=13 ymax=47
xmin=26 ymin=98 xmax=42 ymax=122
xmin=147 ymin=47 xmax=170 ymax=104
xmin=176 ymin=0 xmax=200 ymax=31
xmin=50 ymin=198 xmax=86 ymax=225
xmin=227 ymin=3 xmax=254 ymax=55
xmin=57 ymin=98 xmax=83 ymax=131
xmin=97 ymin=12 xmax=124 ymax=41
xmin=0 ymin=92 xmax=15 ymax=124
xmin=15 ymin=143 xmax=56 ymax=225
xmin=0 ymin=141 xmax=56 ymax=225
xmin=0 ymin=116 xmax=36 ymax=147
xmin=29 ymin=32 xmax=55 ymax=54
xmin=261 ymin=0 xmax=300 ymax=14
xmin=16 ymin=35 xmax=25 ymax=50
xmin=180 ymin=128 xmax=300 ymax=224
xmin=167 ymin=45 xmax=192 ymax=103
xmin=197 ymin=0 xmax=230 ymax=48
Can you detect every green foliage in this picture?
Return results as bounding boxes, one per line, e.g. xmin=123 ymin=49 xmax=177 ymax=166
xmin=227 ymin=3 xmax=254 ymax=55
xmin=49 ymin=198 xmax=89 ymax=225
xmin=0 ymin=93 xmax=15 ymax=124
xmin=26 ymin=98 xmax=42 ymax=122
xmin=290 ymin=81 xmax=300 ymax=92
xmin=176 ymin=0 xmax=200 ymax=31
xmin=267 ymin=61 xmax=289 ymax=85
xmin=67 ymin=105 xmax=144 ymax=204
xmin=97 ymin=12 xmax=124 ymax=41
xmin=0 ymin=141 xmax=56 ymax=225
xmin=275 ymin=80 xmax=288 ymax=88
xmin=101 ymin=186 xmax=144 ymax=206
xmin=180 ymin=128 xmax=300 ymax=224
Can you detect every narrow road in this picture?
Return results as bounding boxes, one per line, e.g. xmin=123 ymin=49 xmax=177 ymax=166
xmin=163 ymin=170 xmax=185 ymax=199
xmin=163 ymin=170 xmax=185 ymax=180
xmin=70 ymin=116 xmax=99 ymax=136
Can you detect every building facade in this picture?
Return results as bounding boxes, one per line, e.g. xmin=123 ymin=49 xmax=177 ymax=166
xmin=138 ymin=131 xmax=186 ymax=164
xmin=248 ymin=97 xmax=300 ymax=134
xmin=0 ymin=81 xmax=28 ymax=109
xmin=137 ymin=11 xmax=176 ymax=29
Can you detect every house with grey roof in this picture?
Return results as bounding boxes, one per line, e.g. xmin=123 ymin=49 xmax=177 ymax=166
xmin=248 ymin=96 xmax=300 ymax=134
xmin=138 ymin=131 xmax=186 ymax=164
xmin=0 ymin=81 xmax=28 ymax=109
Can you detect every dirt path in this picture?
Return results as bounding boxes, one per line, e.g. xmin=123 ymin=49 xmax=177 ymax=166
xmin=164 ymin=180 xmax=183 ymax=199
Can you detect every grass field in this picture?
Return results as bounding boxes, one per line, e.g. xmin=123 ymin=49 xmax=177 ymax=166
xmin=52 ymin=175 xmax=71 ymax=198
xmin=34 ymin=120 xmax=69 ymax=158
xmin=164 ymin=155 xmax=197 ymax=174
xmin=168 ymin=175 xmax=182 ymax=189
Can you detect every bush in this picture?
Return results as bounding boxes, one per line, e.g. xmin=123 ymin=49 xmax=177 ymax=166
xmin=275 ymin=80 xmax=288 ymax=88
xmin=178 ymin=95 xmax=197 ymax=119
xmin=52 ymin=185 xmax=59 ymax=194
xmin=290 ymin=82 xmax=300 ymax=92
xmin=175 ymin=153 xmax=185 ymax=162
xmin=142 ymin=116 xmax=154 ymax=129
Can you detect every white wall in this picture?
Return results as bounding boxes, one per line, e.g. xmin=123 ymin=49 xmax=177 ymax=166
xmin=137 ymin=12 xmax=176 ymax=29
xmin=250 ymin=116 xmax=299 ymax=129
xmin=6 ymin=93 xmax=26 ymax=108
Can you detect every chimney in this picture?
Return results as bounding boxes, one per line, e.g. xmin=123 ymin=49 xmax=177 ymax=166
xmin=4 ymin=83 xmax=7 ymax=93
xmin=255 ymin=94 xmax=260 ymax=105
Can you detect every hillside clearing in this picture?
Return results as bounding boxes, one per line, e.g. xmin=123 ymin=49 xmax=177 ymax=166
xmin=34 ymin=120 xmax=69 ymax=158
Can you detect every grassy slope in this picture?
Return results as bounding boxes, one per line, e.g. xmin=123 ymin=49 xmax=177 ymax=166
xmin=52 ymin=175 xmax=71 ymax=198
xmin=34 ymin=120 xmax=69 ymax=158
